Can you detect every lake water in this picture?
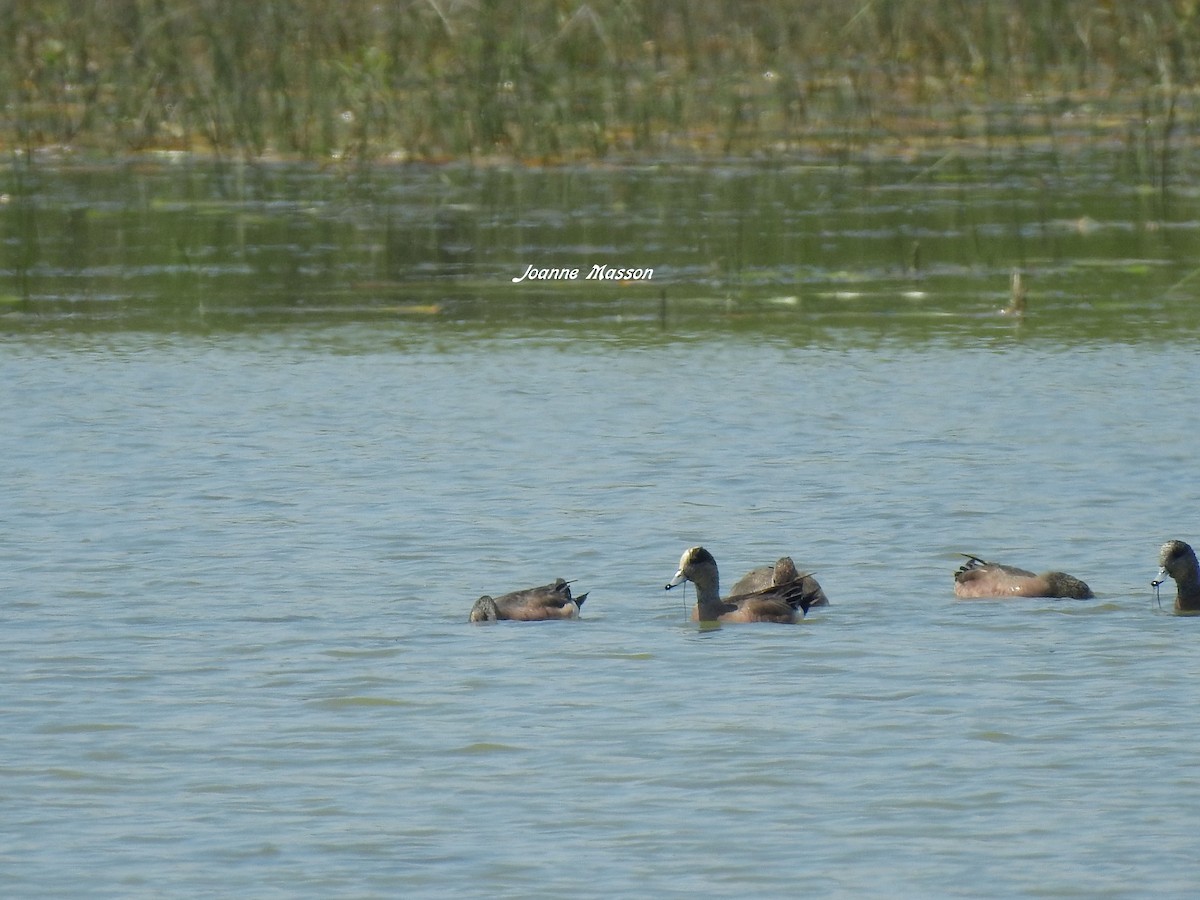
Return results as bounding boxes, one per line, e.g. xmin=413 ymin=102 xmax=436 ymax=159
xmin=2 ymin=155 xmax=1200 ymax=898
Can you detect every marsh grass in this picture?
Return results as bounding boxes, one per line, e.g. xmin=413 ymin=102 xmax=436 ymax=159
xmin=1 ymin=1 xmax=1198 ymax=175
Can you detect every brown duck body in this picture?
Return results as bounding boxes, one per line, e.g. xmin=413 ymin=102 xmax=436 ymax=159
xmin=953 ymin=554 xmax=1093 ymax=599
xmin=469 ymin=578 xmax=588 ymax=622
xmin=1153 ymin=540 xmax=1200 ymax=614
xmin=665 ymin=547 xmax=820 ymax=624
xmin=729 ymin=556 xmax=830 ymax=607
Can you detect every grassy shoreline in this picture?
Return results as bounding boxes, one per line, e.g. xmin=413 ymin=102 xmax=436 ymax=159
xmin=2 ymin=1 xmax=1196 ymax=166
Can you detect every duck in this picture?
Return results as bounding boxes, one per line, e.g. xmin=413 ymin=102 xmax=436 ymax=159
xmin=953 ymin=554 xmax=1093 ymax=599
xmin=729 ymin=556 xmax=830 ymax=607
xmin=1152 ymin=540 xmax=1200 ymax=613
xmin=469 ymin=578 xmax=588 ymax=622
xmin=664 ymin=546 xmax=820 ymax=623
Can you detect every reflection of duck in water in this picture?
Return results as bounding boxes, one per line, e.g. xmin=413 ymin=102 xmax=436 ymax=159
xmin=953 ymin=554 xmax=1093 ymax=599
xmin=728 ymin=556 xmax=829 ymax=607
xmin=665 ymin=546 xmax=821 ymax=624
xmin=382 ymin=204 xmax=476 ymax=280
xmin=1152 ymin=540 xmax=1200 ymax=614
xmin=1001 ymin=269 xmax=1027 ymax=316
xmin=469 ymin=578 xmax=588 ymax=622
xmin=432 ymin=204 xmax=476 ymax=274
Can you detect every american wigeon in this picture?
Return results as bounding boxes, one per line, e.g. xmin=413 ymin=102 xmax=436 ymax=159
xmin=1152 ymin=540 xmax=1200 ymax=613
xmin=664 ymin=546 xmax=820 ymax=624
xmin=469 ymin=578 xmax=588 ymax=622
xmin=953 ymin=554 xmax=1093 ymax=599
xmin=729 ymin=556 xmax=830 ymax=607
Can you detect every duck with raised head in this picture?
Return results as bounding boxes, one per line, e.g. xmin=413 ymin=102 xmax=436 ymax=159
xmin=1152 ymin=540 xmax=1200 ymax=614
xmin=953 ymin=554 xmax=1093 ymax=599
xmin=469 ymin=578 xmax=588 ymax=622
xmin=729 ymin=555 xmax=830 ymax=607
xmin=664 ymin=546 xmax=819 ymax=624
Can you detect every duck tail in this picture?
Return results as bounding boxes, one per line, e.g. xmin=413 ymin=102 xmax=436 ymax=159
xmin=781 ymin=579 xmax=820 ymax=615
xmin=798 ymin=587 xmax=819 ymax=615
xmin=956 ymin=554 xmax=989 ymax=576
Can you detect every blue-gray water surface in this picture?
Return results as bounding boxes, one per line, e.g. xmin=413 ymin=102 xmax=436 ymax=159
xmin=3 ymin=324 xmax=1198 ymax=899
xmin=3 ymin=157 xmax=1200 ymax=898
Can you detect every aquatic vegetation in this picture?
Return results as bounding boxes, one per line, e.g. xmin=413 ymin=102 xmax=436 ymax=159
xmin=0 ymin=1 xmax=1197 ymax=171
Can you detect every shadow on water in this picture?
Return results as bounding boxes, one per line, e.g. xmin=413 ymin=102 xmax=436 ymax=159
xmin=3 ymin=153 xmax=1200 ymax=345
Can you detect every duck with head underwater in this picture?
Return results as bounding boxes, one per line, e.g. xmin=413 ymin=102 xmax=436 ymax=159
xmin=469 ymin=578 xmax=588 ymax=622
